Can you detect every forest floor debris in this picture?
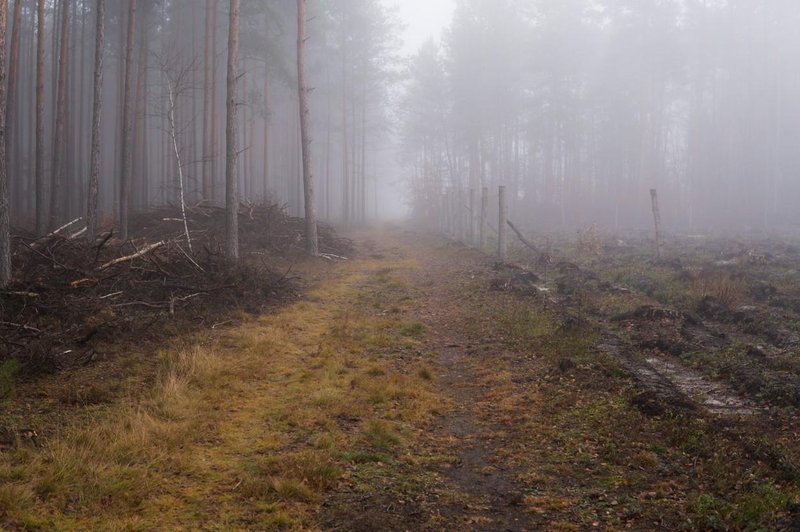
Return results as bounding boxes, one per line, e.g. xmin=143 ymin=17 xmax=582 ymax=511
xmin=0 ymin=202 xmax=353 ymax=375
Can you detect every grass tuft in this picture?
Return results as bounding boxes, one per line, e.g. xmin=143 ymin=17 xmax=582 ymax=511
xmin=364 ymin=420 xmax=402 ymax=450
xmin=0 ymin=359 xmax=20 ymax=399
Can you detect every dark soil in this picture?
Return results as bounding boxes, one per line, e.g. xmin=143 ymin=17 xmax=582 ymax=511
xmin=0 ymin=203 xmax=353 ymax=375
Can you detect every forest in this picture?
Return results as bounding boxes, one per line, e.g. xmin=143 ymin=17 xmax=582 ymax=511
xmin=1 ymin=0 xmax=800 ymax=530
xmin=404 ymin=0 xmax=800 ymax=232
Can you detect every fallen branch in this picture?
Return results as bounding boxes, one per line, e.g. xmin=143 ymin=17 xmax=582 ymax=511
xmin=32 ymin=218 xmax=83 ymax=248
xmin=320 ymin=253 xmax=348 ymax=261
xmin=0 ymin=321 xmax=42 ymax=333
xmin=169 ymin=292 xmax=202 ymax=315
xmin=68 ymin=227 xmax=87 ymax=240
xmin=175 ymin=243 xmax=206 ymax=273
xmin=99 ymin=291 xmax=123 ymax=299
xmin=98 ymin=241 xmax=165 ymax=271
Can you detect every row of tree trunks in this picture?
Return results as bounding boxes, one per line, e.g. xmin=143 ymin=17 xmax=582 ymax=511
xmin=0 ymin=0 xmax=325 ymax=288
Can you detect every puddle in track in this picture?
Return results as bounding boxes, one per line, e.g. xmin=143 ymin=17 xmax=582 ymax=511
xmin=645 ymin=356 xmax=758 ymax=416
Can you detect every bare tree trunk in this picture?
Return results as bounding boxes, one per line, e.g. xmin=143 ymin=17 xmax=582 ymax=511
xmin=324 ymin=64 xmax=331 ymax=219
xmin=118 ymin=0 xmax=136 ymax=239
xmin=132 ymin=7 xmax=148 ymax=209
xmin=76 ymin=1 xmax=87 ymax=219
xmin=6 ymin=0 xmax=21 ymax=204
xmin=296 ymin=0 xmax=318 ymax=255
xmin=164 ymin=74 xmax=191 ymax=251
xmin=202 ymin=0 xmax=214 ymax=200
xmin=86 ymin=0 xmax=104 ymax=243
xmin=49 ymin=0 xmax=70 ymax=229
xmin=225 ymin=0 xmax=239 ymax=259
xmin=263 ymin=70 xmax=270 ymax=197
xmin=34 ymin=0 xmax=45 ymax=234
xmin=0 ymin=0 xmax=9 ymax=286
xmin=210 ymin=0 xmax=219 ymax=203
xmin=340 ymin=30 xmax=349 ymax=224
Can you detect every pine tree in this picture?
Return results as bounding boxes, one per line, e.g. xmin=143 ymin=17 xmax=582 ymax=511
xmin=225 ymin=0 xmax=240 ymax=259
xmin=86 ymin=0 xmax=105 ymax=243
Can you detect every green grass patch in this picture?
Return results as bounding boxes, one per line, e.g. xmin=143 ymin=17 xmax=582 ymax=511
xmin=0 ymin=359 xmax=20 ymax=399
xmin=364 ymin=420 xmax=401 ymax=450
xmin=398 ymin=321 xmax=426 ymax=338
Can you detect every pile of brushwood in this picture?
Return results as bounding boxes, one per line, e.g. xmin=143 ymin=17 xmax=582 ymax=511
xmin=0 ymin=203 xmax=353 ymax=374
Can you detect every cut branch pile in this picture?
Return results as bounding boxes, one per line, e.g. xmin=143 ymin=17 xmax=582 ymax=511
xmin=0 ymin=203 xmax=353 ymax=373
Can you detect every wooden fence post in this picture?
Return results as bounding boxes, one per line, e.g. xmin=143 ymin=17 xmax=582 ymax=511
xmin=440 ymin=192 xmax=446 ymax=234
xmin=456 ymin=188 xmax=464 ymax=242
xmin=480 ymin=186 xmax=488 ymax=250
xmin=449 ymin=188 xmax=456 ymax=237
xmin=498 ymin=185 xmax=507 ymax=261
xmin=650 ymin=188 xmax=662 ymax=258
xmin=469 ymin=188 xmax=476 ymax=246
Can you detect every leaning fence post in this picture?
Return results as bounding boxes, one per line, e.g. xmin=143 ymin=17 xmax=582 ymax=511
xmin=498 ymin=185 xmax=508 ymax=261
xmin=480 ymin=186 xmax=488 ymax=250
xmin=650 ymin=188 xmax=662 ymax=258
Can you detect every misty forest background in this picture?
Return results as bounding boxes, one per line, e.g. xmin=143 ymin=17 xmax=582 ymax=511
xmin=3 ymin=0 xmax=800 ymax=252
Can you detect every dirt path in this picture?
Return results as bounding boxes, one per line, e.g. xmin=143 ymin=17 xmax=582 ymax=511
xmin=2 ymin=226 xmax=798 ymax=530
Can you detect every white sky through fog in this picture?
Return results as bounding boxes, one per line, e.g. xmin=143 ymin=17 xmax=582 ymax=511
xmin=389 ymin=0 xmax=456 ymax=55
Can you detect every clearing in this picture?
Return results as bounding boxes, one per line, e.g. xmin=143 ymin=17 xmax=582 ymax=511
xmin=2 ymin=226 xmax=800 ymax=530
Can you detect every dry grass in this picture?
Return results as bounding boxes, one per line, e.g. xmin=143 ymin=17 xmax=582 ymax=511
xmin=576 ymin=224 xmax=602 ymax=256
xmin=0 ymin=257 xmax=442 ymax=529
xmin=689 ymin=269 xmax=747 ymax=307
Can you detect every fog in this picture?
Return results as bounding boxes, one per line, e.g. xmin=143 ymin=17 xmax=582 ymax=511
xmin=2 ymin=0 xmax=799 ymax=240
xmin=402 ymin=0 xmax=800 ymax=235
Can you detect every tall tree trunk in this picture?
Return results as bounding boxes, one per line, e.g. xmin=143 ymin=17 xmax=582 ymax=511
xmin=132 ymin=7 xmax=147 ymax=209
xmin=340 ymin=30 xmax=349 ymax=223
xmin=76 ymin=0 xmax=87 ymax=219
xmin=20 ymin=0 xmax=34 ymax=220
xmin=225 ymin=0 xmax=239 ymax=259
xmin=34 ymin=0 xmax=45 ymax=234
xmin=6 ymin=0 xmax=21 ymax=213
xmin=202 ymin=0 xmax=213 ymax=200
xmin=86 ymin=0 xmax=104 ymax=243
xmin=0 ymin=0 xmax=9 ymax=286
xmin=324 ymin=63 xmax=331 ymax=219
xmin=263 ymin=69 xmax=270 ymax=196
xmin=49 ymin=0 xmax=70 ymax=229
xmin=119 ymin=0 xmax=136 ymax=240
xmin=210 ymin=0 xmax=219 ymax=203
xmin=296 ymin=0 xmax=318 ymax=255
